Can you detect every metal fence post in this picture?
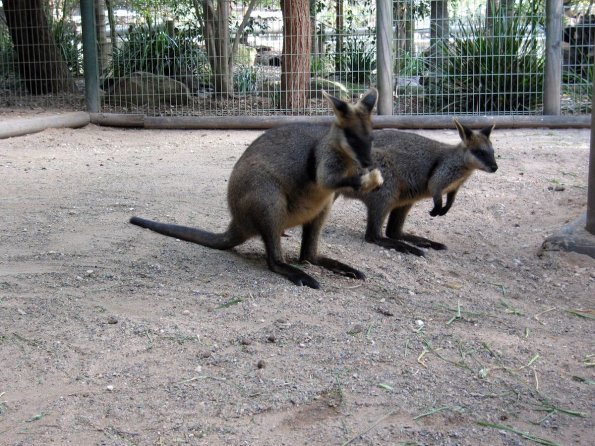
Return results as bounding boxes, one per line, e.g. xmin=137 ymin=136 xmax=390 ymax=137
xmin=587 ymin=74 xmax=595 ymax=234
xmin=544 ymin=0 xmax=562 ymax=115
xmin=376 ymin=0 xmax=393 ymax=115
xmin=81 ymin=0 xmax=99 ymax=113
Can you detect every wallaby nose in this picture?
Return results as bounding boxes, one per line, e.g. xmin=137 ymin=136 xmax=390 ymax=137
xmin=359 ymin=156 xmax=372 ymax=169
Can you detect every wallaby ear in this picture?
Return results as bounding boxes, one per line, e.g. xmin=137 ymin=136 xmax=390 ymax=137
xmin=453 ymin=118 xmax=473 ymax=142
xmin=481 ymin=123 xmax=495 ymax=138
xmin=323 ymin=90 xmax=350 ymax=118
xmin=358 ymin=88 xmax=378 ymax=113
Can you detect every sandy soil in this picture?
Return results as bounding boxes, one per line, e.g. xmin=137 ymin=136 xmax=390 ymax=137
xmin=1 ymin=122 xmax=594 ymax=446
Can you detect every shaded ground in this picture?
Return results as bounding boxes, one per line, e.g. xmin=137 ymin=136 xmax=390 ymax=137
xmin=1 ymin=123 xmax=594 ymax=445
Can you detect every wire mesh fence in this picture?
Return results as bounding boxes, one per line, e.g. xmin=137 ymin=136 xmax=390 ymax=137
xmin=0 ymin=1 xmax=592 ymax=117
xmin=0 ymin=0 xmax=85 ymax=110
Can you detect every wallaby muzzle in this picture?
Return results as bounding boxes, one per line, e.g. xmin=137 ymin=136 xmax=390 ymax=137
xmin=358 ymin=153 xmax=373 ymax=169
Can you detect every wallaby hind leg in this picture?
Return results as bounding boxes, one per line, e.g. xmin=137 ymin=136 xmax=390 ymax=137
xmin=300 ymin=204 xmax=365 ymax=280
xmin=386 ymin=206 xmax=447 ymax=251
xmin=261 ymin=230 xmax=320 ymax=289
xmin=364 ymin=203 xmax=425 ymax=256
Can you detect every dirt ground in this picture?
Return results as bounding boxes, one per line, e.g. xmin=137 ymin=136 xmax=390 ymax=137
xmin=1 ymin=121 xmax=594 ymax=446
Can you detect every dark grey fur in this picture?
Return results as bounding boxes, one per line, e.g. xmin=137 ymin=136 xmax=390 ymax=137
xmin=130 ymin=89 xmax=383 ymax=289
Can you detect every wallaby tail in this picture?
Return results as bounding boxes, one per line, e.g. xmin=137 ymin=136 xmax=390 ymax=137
xmin=129 ymin=216 xmax=245 ymax=250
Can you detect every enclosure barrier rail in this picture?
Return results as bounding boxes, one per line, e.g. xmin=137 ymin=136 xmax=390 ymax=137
xmin=89 ymin=114 xmax=591 ymax=130
xmin=0 ymin=112 xmax=90 ymax=139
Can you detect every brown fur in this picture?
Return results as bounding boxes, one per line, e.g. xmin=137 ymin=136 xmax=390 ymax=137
xmin=342 ymin=119 xmax=498 ymax=256
xmin=130 ymin=89 xmax=383 ymax=289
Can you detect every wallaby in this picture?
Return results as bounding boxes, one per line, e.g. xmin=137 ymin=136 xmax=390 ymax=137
xmin=130 ymin=89 xmax=383 ymax=289
xmin=342 ymin=119 xmax=498 ymax=256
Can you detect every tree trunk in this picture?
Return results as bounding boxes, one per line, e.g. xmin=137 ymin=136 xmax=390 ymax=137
xmin=335 ymin=0 xmax=344 ymax=73
xmin=202 ymin=0 xmax=233 ymax=96
xmin=281 ymin=0 xmax=311 ymax=111
xmin=195 ymin=0 xmax=257 ymax=97
xmin=105 ymin=0 xmax=117 ymax=56
xmin=394 ymin=0 xmax=415 ymax=75
xmin=4 ymin=0 xmax=76 ymax=94
xmin=430 ymin=0 xmax=449 ymax=57
xmin=486 ymin=0 xmax=516 ymax=30
xmin=95 ymin=0 xmax=110 ymax=74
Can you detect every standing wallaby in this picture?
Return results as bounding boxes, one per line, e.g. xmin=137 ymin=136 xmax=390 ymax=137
xmin=130 ymin=89 xmax=383 ymax=289
xmin=342 ymin=119 xmax=497 ymax=256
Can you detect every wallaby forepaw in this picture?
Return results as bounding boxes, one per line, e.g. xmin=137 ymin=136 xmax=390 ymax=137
xmin=361 ymin=168 xmax=384 ymax=192
xmin=438 ymin=207 xmax=449 ymax=216
xmin=429 ymin=207 xmax=441 ymax=217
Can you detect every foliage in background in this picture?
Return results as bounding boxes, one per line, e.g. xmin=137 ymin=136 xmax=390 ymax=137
xmin=233 ymin=65 xmax=257 ymax=94
xmin=47 ymin=0 xmax=82 ymax=76
xmin=0 ymin=27 xmax=14 ymax=77
xmin=311 ymin=54 xmax=333 ymax=78
xmin=50 ymin=17 xmax=82 ymax=76
xmin=340 ymin=34 xmax=377 ymax=84
xmin=562 ymin=64 xmax=593 ymax=113
xmin=107 ymin=22 xmax=210 ymax=82
xmin=395 ymin=50 xmax=425 ymax=77
xmin=426 ymin=0 xmax=545 ymax=114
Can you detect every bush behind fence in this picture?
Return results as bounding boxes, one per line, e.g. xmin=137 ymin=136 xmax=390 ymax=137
xmin=0 ymin=0 xmax=592 ymax=116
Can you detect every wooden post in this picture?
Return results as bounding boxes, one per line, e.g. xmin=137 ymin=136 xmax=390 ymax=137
xmin=81 ymin=0 xmax=99 ymax=113
xmin=587 ymin=74 xmax=595 ymax=234
xmin=376 ymin=0 xmax=393 ymax=115
xmin=544 ymin=0 xmax=562 ymax=115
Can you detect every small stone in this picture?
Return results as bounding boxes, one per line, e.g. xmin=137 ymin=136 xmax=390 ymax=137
xmin=376 ymin=307 xmax=394 ymax=317
xmin=106 ymin=385 xmax=114 ymax=391
xmin=347 ymin=324 xmax=364 ymax=335
xmin=267 ymin=334 xmax=276 ymax=343
xmin=239 ymin=338 xmax=252 ymax=346
xmin=107 ymin=316 xmax=118 ymax=324
xmin=257 ymin=360 xmax=266 ymax=369
xmin=182 ymin=310 xmax=191 ymax=315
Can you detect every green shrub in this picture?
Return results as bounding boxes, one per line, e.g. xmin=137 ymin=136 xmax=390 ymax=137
xmin=0 ymin=27 xmax=15 ymax=77
xmin=107 ymin=23 xmax=210 ymax=82
xmin=562 ymin=65 xmax=593 ymax=114
xmin=339 ymin=34 xmax=376 ymax=84
xmin=395 ymin=51 xmax=425 ymax=78
xmin=51 ymin=18 xmax=82 ymax=76
xmin=234 ymin=65 xmax=256 ymax=94
xmin=426 ymin=1 xmax=544 ymax=114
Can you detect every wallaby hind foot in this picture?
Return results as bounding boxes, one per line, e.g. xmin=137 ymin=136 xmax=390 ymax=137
xmin=298 ymin=203 xmax=366 ymax=282
xmin=364 ymin=234 xmax=425 ymax=256
xmin=399 ymin=233 xmax=447 ymax=250
xmin=383 ymin=205 xmax=447 ymax=253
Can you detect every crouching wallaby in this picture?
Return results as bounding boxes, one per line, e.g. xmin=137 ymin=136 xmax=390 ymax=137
xmin=130 ymin=89 xmax=383 ymax=289
xmin=342 ymin=119 xmax=498 ymax=256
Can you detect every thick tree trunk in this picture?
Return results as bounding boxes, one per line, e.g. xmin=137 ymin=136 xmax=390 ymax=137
xmin=95 ymin=0 xmax=110 ymax=74
xmin=486 ymin=0 xmax=516 ymax=30
xmin=335 ymin=0 xmax=344 ymax=73
xmin=281 ymin=0 xmax=311 ymax=111
xmin=430 ymin=0 xmax=449 ymax=57
xmin=4 ymin=0 xmax=76 ymax=94
xmin=196 ymin=0 xmax=256 ymax=97
xmin=202 ymin=0 xmax=233 ymax=97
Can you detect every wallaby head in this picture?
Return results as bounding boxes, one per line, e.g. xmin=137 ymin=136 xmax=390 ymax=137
xmin=324 ymin=88 xmax=378 ymax=169
xmin=454 ymin=118 xmax=498 ymax=174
